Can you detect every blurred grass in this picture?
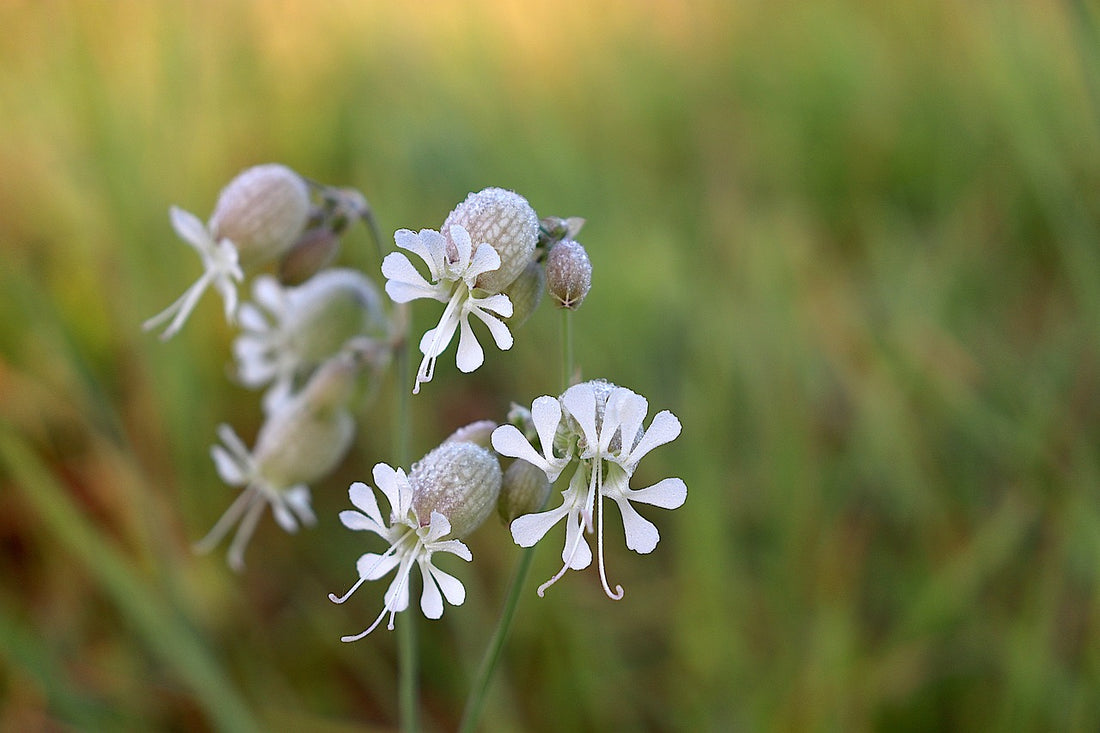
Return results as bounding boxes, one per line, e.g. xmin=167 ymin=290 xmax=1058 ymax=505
xmin=2 ymin=0 xmax=1100 ymax=730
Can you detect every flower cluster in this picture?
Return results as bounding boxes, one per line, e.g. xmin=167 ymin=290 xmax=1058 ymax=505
xmin=148 ymin=164 xmax=392 ymax=570
xmin=492 ymin=380 xmax=686 ymax=598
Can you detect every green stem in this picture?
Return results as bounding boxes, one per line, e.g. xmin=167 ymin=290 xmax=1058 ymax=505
xmin=561 ymin=308 xmax=574 ymax=390
xmin=393 ymin=303 xmax=419 ymax=733
xmin=458 ymin=308 xmax=576 ymax=732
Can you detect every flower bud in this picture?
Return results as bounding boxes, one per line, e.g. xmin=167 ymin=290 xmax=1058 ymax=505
xmin=497 ymin=459 xmax=552 ymax=523
xmin=545 ymin=239 xmax=592 ymax=310
xmin=209 ymin=164 xmax=310 ymax=266
xmin=443 ymin=420 xmax=498 ymax=449
xmin=278 ymin=227 xmax=341 ymax=285
xmin=409 ymin=441 xmax=502 ymax=537
xmin=500 ymin=259 xmax=545 ymax=329
xmin=443 ymin=187 xmax=538 ymax=294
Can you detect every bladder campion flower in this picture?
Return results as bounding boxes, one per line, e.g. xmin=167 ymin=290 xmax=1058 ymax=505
xmin=491 ymin=380 xmax=686 ymax=599
xmin=381 ymin=188 xmax=538 ymax=393
xmin=194 ymin=350 xmax=363 ymax=571
xmin=233 ymin=268 xmax=388 ymax=414
xmin=330 ymin=442 xmax=502 ymax=640
xmin=144 ymin=164 xmax=310 ymax=339
xmin=382 ymin=225 xmax=515 ymax=393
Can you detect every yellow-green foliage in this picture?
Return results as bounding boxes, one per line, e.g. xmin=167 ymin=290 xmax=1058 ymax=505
xmin=2 ymin=1 xmax=1100 ymax=730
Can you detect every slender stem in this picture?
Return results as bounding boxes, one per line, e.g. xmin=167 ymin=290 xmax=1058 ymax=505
xmin=457 ymin=548 xmax=536 ymax=733
xmin=561 ymin=308 xmax=574 ymax=390
xmin=393 ymin=302 xmax=418 ymax=733
xmin=458 ymin=308 xmax=576 ymax=732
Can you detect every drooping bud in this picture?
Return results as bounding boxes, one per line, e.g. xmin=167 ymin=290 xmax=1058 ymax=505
xmin=209 ymin=164 xmax=310 ymax=266
xmin=443 ymin=420 xmax=497 ymax=449
xmin=409 ymin=442 xmax=502 ymax=538
xmin=443 ymin=187 xmax=538 ymax=294
xmin=501 ymin=259 xmax=545 ymax=329
xmin=545 ymin=239 xmax=592 ymax=310
xmin=278 ymin=227 xmax=341 ymax=285
xmin=497 ymin=459 xmax=552 ymax=523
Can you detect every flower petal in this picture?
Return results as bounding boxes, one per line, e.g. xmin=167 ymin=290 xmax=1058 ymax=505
xmin=492 ymin=424 xmax=553 ymax=475
xmin=210 ymin=445 xmax=246 ymax=485
xmin=465 ymin=241 xmax=502 ymax=282
xmin=419 ymin=563 xmax=445 ymax=619
xmin=561 ymin=383 xmax=599 ymax=452
xmin=448 ymin=225 xmax=474 ymax=271
xmin=424 ymin=560 xmax=467 ymax=606
xmin=468 ymin=306 xmax=513 ymax=351
xmin=510 ymin=501 xmax=572 ymax=548
xmin=620 ymin=410 xmax=682 ymax=471
xmin=394 ymin=228 xmax=446 ymax=281
xmin=357 ymin=551 xmax=401 ymax=581
xmin=622 ymin=476 xmax=687 ymax=510
xmin=610 ymin=495 xmax=661 ymax=554
xmin=283 ymin=485 xmax=315 ymax=526
xmin=382 ymin=252 xmax=441 ymax=302
xmin=455 ymin=316 xmax=485 ymax=373
xmin=169 ymin=206 xmax=212 ymax=252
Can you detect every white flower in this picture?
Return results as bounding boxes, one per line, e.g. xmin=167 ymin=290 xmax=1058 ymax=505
xmin=233 ymin=269 xmax=387 ymax=414
xmin=381 ymin=225 xmax=514 ymax=394
xmin=491 ymin=381 xmax=686 ymax=599
xmin=329 ymin=464 xmax=473 ymax=641
xmin=143 ymin=206 xmax=244 ymax=340
xmin=194 ymin=354 xmax=361 ymax=571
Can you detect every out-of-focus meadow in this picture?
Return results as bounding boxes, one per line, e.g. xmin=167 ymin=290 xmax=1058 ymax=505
xmin=3 ymin=1 xmax=1100 ymax=730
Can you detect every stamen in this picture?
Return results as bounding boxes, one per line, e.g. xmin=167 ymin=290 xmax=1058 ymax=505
xmin=413 ymin=287 xmax=466 ymax=393
xmin=537 ymin=513 xmax=587 ymax=597
xmin=596 ymin=460 xmax=624 ymax=600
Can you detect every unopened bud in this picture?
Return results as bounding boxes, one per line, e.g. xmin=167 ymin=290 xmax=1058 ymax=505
xmin=497 ymin=459 xmax=552 ymax=523
xmin=443 ymin=420 xmax=497 ymax=449
xmin=278 ymin=227 xmax=341 ymax=285
xmin=209 ymin=164 xmax=310 ymax=266
xmin=501 ymin=260 xmax=545 ymax=329
xmin=545 ymin=239 xmax=592 ymax=310
xmin=409 ymin=442 xmax=502 ymax=537
xmin=443 ymin=187 xmax=538 ymax=293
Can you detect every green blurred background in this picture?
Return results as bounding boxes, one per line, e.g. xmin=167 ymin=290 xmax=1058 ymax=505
xmin=3 ymin=1 xmax=1100 ymax=730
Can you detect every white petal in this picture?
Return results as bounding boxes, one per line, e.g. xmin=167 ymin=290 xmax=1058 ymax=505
xmin=531 ymin=395 xmax=563 ymax=455
xmin=371 ymin=464 xmax=404 ymax=520
xmin=419 ymin=564 xmax=445 ymax=619
xmin=562 ymin=515 xmax=592 ymax=569
xmin=382 ymin=252 xmax=439 ymax=302
xmin=252 ymin=275 xmax=284 ymax=313
xmin=455 ymin=316 xmax=485 ymax=372
xmin=272 ymin=500 xmax=298 ymax=532
xmin=491 ymin=424 xmax=551 ymax=474
xmin=169 ymin=206 xmax=212 ymax=252
xmin=468 ymin=307 xmax=513 ymax=351
xmin=357 ymin=551 xmax=401 ymax=581
xmin=394 ymin=228 xmax=445 ymax=281
xmin=510 ymin=502 xmax=571 ymax=548
xmin=422 ymin=511 xmax=453 ymax=544
xmin=424 ymin=561 xmax=467 ymax=606
xmin=348 ymin=481 xmax=385 ymax=526
xmin=448 ymin=225 xmax=474 ymax=270
xmin=237 ymin=303 xmax=270 ymax=333
xmin=339 ymin=509 xmax=382 ymax=534
xmin=465 ymin=242 xmax=502 ymax=282
xmin=284 ymin=485 xmax=315 ymax=526
xmin=610 ymin=389 xmax=648 ymax=456
xmin=431 ymin=538 xmax=473 ymax=562
xmin=561 ymin=383 xmax=599 ymax=451
xmin=474 ymin=293 xmax=513 ymax=317
xmin=621 ymin=410 xmax=682 ymax=470
xmin=624 ymin=477 xmax=687 ymax=509
xmin=210 ymin=445 xmax=246 ymax=485
xmin=611 ymin=496 xmax=661 ymax=554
